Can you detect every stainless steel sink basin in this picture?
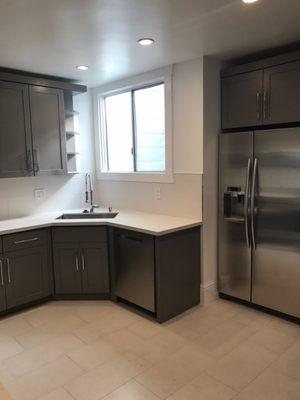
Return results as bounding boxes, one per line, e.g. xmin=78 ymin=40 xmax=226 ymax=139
xmin=57 ymin=212 xmax=118 ymax=220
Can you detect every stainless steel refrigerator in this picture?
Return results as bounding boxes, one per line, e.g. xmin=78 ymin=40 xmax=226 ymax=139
xmin=219 ymin=127 xmax=300 ymax=319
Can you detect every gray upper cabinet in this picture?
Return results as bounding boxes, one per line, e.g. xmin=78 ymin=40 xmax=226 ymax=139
xmin=0 ymin=81 xmax=33 ymax=177
xmin=222 ymin=58 xmax=300 ymax=130
xmin=222 ymin=70 xmax=263 ymax=130
xmin=30 ymin=86 xmax=67 ymax=175
xmin=263 ymin=61 xmax=300 ymax=125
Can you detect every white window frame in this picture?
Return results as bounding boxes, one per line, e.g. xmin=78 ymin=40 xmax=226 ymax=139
xmin=93 ymin=66 xmax=173 ymax=183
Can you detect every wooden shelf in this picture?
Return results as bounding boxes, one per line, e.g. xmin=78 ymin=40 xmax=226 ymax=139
xmin=66 ymin=131 xmax=80 ymax=137
xmin=67 ymin=152 xmax=79 ymax=157
xmin=65 ymin=110 xmax=79 ymax=117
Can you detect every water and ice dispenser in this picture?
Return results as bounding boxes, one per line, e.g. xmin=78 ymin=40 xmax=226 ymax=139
xmin=223 ymin=187 xmax=245 ymax=222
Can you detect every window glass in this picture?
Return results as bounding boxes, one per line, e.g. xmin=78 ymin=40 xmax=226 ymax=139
xmin=105 ymin=92 xmax=134 ymax=172
xmin=103 ymin=83 xmax=165 ymax=173
xmin=134 ymin=84 xmax=165 ymax=172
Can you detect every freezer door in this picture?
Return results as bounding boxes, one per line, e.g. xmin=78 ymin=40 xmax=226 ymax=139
xmin=252 ymin=128 xmax=300 ymax=318
xmin=218 ymin=133 xmax=253 ymax=301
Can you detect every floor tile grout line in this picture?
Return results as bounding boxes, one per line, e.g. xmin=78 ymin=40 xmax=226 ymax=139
xmin=208 ymin=343 xmax=283 ymax=397
xmin=268 ymin=363 xmax=300 ymax=384
xmin=63 ymin=385 xmax=78 ymax=400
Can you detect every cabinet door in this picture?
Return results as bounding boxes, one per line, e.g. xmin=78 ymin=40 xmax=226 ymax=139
xmin=5 ymin=246 xmax=50 ymax=309
xmin=263 ymin=61 xmax=300 ymax=125
xmin=0 ymin=258 xmax=6 ymax=312
xmin=30 ymin=86 xmax=67 ymax=175
xmin=0 ymin=81 xmax=33 ymax=177
xmin=81 ymin=243 xmax=109 ymax=294
xmin=53 ymin=244 xmax=82 ymax=294
xmin=113 ymin=230 xmax=155 ymax=312
xmin=222 ymin=70 xmax=263 ymax=129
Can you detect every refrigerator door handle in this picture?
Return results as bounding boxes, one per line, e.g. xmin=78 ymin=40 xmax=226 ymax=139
xmin=251 ymin=158 xmax=258 ymax=249
xmin=244 ymin=158 xmax=251 ymax=248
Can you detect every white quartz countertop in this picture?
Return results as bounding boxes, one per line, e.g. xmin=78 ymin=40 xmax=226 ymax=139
xmin=0 ymin=209 xmax=202 ymax=236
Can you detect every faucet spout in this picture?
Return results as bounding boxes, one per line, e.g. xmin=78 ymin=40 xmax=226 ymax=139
xmin=85 ymin=173 xmax=98 ymax=213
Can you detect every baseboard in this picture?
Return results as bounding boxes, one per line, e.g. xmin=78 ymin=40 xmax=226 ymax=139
xmin=53 ymin=293 xmax=111 ymax=301
xmin=200 ymin=282 xmax=218 ymax=305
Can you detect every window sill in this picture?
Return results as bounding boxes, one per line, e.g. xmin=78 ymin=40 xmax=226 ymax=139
xmin=96 ymin=171 xmax=174 ymax=183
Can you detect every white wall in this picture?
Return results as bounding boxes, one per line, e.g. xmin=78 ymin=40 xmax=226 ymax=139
xmin=94 ymin=56 xmax=222 ymax=305
xmin=202 ymin=56 xmax=222 ymax=304
xmin=0 ymin=90 xmax=95 ymax=220
xmin=173 ymin=59 xmax=203 ymax=174
xmin=95 ymin=58 xmax=204 ymax=220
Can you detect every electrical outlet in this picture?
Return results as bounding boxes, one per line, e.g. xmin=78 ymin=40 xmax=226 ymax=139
xmin=155 ymin=187 xmax=162 ymax=200
xmin=34 ymin=189 xmax=46 ymax=201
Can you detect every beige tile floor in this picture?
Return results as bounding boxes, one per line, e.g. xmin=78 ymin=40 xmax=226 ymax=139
xmin=0 ymin=299 xmax=298 ymax=400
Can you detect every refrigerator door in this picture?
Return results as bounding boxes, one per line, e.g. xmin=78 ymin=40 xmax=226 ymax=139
xmin=252 ymin=128 xmax=300 ymax=318
xmin=218 ymin=133 xmax=253 ymax=301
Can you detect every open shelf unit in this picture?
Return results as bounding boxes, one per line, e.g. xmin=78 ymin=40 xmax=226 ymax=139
xmin=64 ymin=94 xmax=80 ymax=173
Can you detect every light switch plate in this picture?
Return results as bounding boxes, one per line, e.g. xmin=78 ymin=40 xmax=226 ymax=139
xmin=155 ymin=188 xmax=162 ymax=200
xmin=34 ymin=189 xmax=46 ymax=201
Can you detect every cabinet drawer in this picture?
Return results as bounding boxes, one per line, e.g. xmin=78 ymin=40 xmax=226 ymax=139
xmin=52 ymin=227 xmax=107 ymax=244
xmin=3 ymin=229 xmax=48 ymax=252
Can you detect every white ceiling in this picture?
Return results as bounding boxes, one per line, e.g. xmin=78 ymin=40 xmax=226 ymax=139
xmin=0 ymin=0 xmax=299 ymax=87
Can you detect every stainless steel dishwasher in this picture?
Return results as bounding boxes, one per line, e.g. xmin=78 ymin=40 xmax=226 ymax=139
xmin=112 ymin=229 xmax=155 ymax=313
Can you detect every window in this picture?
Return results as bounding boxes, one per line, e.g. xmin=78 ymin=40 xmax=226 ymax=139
xmin=104 ymin=83 xmax=165 ymax=173
xmin=95 ymin=67 xmax=173 ymax=183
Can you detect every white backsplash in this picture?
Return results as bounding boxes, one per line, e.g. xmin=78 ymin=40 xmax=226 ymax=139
xmin=0 ymin=174 xmax=97 ymax=220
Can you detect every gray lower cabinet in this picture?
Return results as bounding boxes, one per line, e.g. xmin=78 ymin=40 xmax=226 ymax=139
xmin=30 ymin=86 xmax=67 ymax=175
xmin=52 ymin=244 xmax=82 ymax=294
xmin=110 ymin=227 xmax=201 ymax=323
xmin=0 ymin=257 xmax=6 ymax=312
xmin=5 ymin=246 xmax=50 ymax=309
xmin=0 ymin=80 xmax=33 ymax=177
xmin=81 ymin=244 xmax=109 ymax=294
xmin=0 ymin=229 xmax=51 ymax=312
xmin=52 ymin=227 xmax=109 ymax=295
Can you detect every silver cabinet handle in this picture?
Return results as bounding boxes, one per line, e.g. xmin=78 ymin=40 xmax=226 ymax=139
xmin=14 ymin=237 xmax=38 ymax=245
xmin=75 ymin=254 xmax=79 ymax=271
xmin=244 ymin=158 xmax=251 ymax=248
xmin=26 ymin=149 xmax=33 ymax=174
xmin=256 ymin=92 xmax=262 ymax=121
xmin=250 ymin=158 xmax=258 ymax=250
xmin=33 ymin=149 xmax=39 ymax=173
xmin=6 ymin=258 xmax=11 ymax=284
xmin=263 ymin=91 xmax=269 ymax=120
xmin=81 ymin=253 xmax=85 ymax=271
xmin=0 ymin=260 xmax=4 ymax=286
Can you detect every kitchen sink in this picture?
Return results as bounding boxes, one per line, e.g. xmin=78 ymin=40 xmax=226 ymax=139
xmin=57 ymin=212 xmax=119 ymax=219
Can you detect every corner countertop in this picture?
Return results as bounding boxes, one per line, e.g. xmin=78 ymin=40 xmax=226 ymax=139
xmin=0 ymin=209 xmax=202 ymax=237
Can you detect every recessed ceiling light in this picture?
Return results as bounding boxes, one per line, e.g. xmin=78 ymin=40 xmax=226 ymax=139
xmin=76 ymin=65 xmax=89 ymax=71
xmin=242 ymin=0 xmax=259 ymax=3
xmin=138 ymin=38 xmax=154 ymax=46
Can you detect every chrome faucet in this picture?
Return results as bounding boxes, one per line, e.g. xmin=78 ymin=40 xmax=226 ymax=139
xmin=85 ymin=173 xmax=98 ymax=213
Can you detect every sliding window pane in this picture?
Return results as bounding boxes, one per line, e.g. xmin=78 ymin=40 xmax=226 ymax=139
xmin=134 ymin=84 xmax=165 ymax=172
xmin=105 ymin=92 xmax=134 ymax=172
